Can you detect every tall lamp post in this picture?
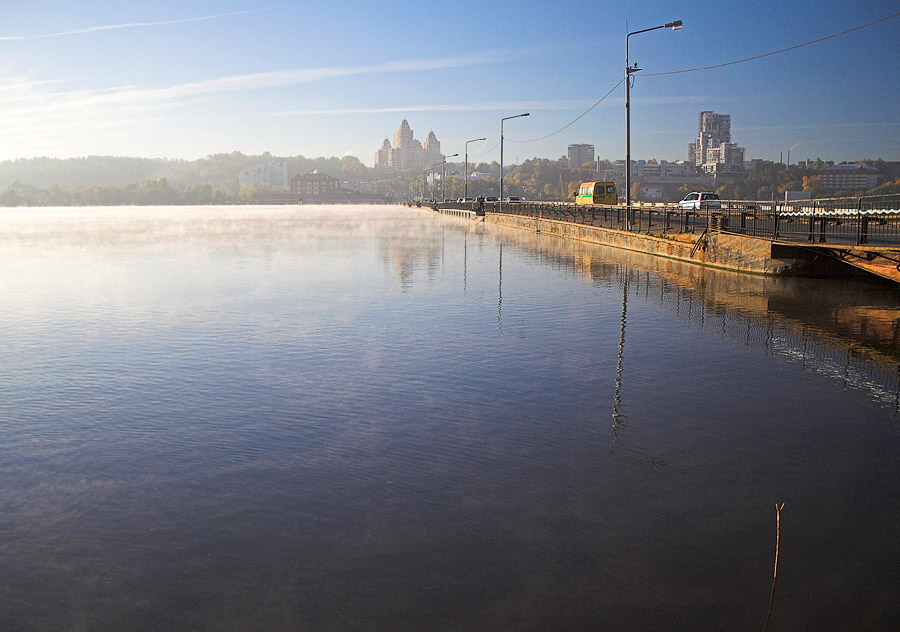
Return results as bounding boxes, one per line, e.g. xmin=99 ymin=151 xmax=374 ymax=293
xmin=428 ymin=169 xmax=436 ymax=202
xmin=625 ymin=19 xmax=682 ymax=231
xmin=500 ymin=113 xmax=529 ymax=213
xmin=440 ymin=153 xmax=458 ymax=202
xmin=465 ymin=137 xmax=486 ymax=200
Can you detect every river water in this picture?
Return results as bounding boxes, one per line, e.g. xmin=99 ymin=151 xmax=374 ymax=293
xmin=1 ymin=204 xmax=899 ymax=630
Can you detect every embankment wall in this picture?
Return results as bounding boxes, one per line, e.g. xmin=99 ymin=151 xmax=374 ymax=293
xmin=483 ymin=212 xmax=807 ymax=276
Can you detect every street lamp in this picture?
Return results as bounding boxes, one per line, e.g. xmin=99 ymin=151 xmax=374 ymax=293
xmin=500 ymin=113 xmax=529 ymax=213
xmin=440 ymin=153 xmax=458 ymax=202
xmin=625 ymin=19 xmax=681 ymax=231
xmin=465 ymin=137 xmax=486 ymax=200
xmin=424 ymin=169 xmax=436 ymax=202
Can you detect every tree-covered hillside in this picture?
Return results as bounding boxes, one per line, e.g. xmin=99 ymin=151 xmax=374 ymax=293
xmin=0 ymin=152 xmax=370 ymax=194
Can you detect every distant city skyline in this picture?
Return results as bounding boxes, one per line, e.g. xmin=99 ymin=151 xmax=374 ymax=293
xmin=1 ymin=1 xmax=898 ymax=166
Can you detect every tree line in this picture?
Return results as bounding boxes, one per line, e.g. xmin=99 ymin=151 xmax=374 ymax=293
xmin=1 ymin=153 xmax=897 ymax=207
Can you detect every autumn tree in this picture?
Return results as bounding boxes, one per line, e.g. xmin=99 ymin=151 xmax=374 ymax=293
xmin=802 ymin=175 xmax=823 ymax=197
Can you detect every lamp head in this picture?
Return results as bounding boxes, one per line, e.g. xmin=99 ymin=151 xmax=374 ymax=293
xmin=667 ymin=20 xmax=683 ymax=30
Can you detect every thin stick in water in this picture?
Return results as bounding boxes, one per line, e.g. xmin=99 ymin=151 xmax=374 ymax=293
xmin=763 ymin=503 xmax=785 ymax=632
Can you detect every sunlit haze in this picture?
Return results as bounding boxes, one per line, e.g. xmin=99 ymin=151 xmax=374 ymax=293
xmin=1 ymin=1 xmax=898 ymax=165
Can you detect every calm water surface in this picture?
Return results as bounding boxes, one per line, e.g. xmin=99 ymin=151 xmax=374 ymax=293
xmin=2 ymin=205 xmax=899 ymax=630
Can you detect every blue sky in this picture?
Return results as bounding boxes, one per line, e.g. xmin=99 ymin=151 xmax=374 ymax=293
xmin=1 ymin=0 xmax=898 ymax=166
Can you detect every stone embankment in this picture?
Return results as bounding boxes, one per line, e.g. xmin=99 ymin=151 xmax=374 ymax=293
xmin=431 ymin=206 xmax=823 ymax=277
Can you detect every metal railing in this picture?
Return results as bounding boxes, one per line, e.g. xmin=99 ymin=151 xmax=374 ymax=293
xmin=445 ymin=194 xmax=900 ymax=247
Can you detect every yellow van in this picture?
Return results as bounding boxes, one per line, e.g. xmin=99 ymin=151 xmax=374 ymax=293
xmin=575 ymin=181 xmax=617 ymax=206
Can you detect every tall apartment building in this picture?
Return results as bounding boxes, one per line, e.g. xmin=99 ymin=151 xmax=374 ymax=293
xmin=567 ymin=144 xmax=595 ymax=169
xmin=375 ymin=120 xmax=441 ymax=171
xmin=422 ymin=131 xmax=442 ymax=170
xmin=688 ymin=111 xmax=744 ymax=175
xmin=239 ymin=160 xmax=289 ymax=190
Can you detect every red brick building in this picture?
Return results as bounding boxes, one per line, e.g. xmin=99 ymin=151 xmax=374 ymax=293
xmin=290 ymin=172 xmax=339 ymax=197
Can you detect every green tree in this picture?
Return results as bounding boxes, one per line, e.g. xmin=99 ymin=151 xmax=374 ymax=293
xmin=186 ymin=182 xmax=214 ymax=204
xmin=239 ymin=182 xmax=270 ymax=203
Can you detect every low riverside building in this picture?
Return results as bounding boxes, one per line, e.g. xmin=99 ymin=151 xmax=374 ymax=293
xmin=290 ymin=172 xmax=339 ymax=197
xmin=821 ymin=163 xmax=883 ymax=195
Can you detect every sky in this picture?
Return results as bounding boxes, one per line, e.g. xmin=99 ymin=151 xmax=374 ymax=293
xmin=1 ymin=0 xmax=898 ymax=167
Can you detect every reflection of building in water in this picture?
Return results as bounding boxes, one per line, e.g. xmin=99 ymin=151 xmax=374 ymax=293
xmin=376 ymin=221 xmax=445 ymax=290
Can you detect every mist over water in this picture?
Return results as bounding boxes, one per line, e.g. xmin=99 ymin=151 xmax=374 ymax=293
xmin=1 ymin=205 xmax=899 ymax=630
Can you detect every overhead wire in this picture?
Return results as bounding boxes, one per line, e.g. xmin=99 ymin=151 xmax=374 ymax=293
xmin=505 ymin=77 xmax=625 ymax=144
xmin=469 ymin=140 xmax=500 ymax=161
xmin=643 ymin=10 xmax=900 ymax=77
xmin=499 ymin=10 xmax=900 ymax=146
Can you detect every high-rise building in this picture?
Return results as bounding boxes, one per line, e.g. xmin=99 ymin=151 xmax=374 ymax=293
xmin=690 ymin=111 xmax=744 ymax=174
xmin=568 ymin=144 xmax=595 ymax=169
xmin=239 ymin=160 xmax=289 ymax=190
xmin=691 ymin=111 xmax=730 ymax=167
xmin=375 ymin=120 xmax=441 ymax=171
xmin=392 ymin=120 xmax=418 ymax=170
xmin=376 ymin=140 xmax=392 ymax=168
xmin=422 ymin=131 xmax=442 ymax=169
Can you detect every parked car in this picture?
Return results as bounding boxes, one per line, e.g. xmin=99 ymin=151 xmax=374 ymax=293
xmin=678 ymin=192 xmax=721 ymax=210
xmin=458 ymin=197 xmax=474 ymax=203
xmin=484 ymin=196 xmax=499 ymax=202
xmin=505 ymin=196 xmax=522 ymax=203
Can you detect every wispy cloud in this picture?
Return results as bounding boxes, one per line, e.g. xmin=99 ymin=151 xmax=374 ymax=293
xmin=0 ymin=6 xmax=283 ymax=40
xmin=158 ymin=53 xmax=511 ymax=98
xmin=0 ymin=52 xmax=510 ymax=113
xmin=269 ymin=100 xmax=597 ymax=116
xmin=0 ymin=53 xmax=514 ymax=157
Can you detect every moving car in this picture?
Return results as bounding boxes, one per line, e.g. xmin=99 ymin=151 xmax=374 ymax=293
xmin=678 ymin=192 xmax=721 ymax=210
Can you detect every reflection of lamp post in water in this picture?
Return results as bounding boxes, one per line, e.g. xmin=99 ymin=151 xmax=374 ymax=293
xmin=497 ymin=241 xmax=503 ymax=331
xmin=625 ymin=19 xmax=682 ymax=231
xmin=612 ymin=271 xmax=628 ymax=432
